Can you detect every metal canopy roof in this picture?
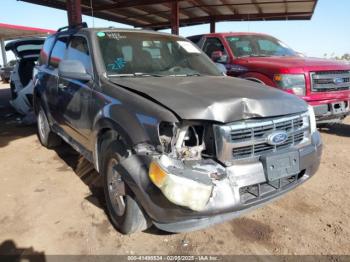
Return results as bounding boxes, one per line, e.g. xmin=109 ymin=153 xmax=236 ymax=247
xmin=20 ymin=0 xmax=318 ymax=30
xmin=0 ymin=23 xmax=55 ymax=40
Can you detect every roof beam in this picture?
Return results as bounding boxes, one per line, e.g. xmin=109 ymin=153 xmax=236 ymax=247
xmin=162 ymin=2 xmax=193 ymax=18
xmin=252 ymin=0 xmax=263 ymax=14
xmin=148 ymin=12 xmax=312 ymax=29
xmin=20 ymin=0 xmax=146 ymax=27
xmin=284 ymin=0 xmax=289 ymax=13
xmin=131 ymin=6 xmax=170 ymax=22
xmin=188 ymin=0 xmax=215 ymax=16
xmin=94 ymin=0 xmax=178 ymax=11
xmin=220 ymin=0 xmax=238 ymax=14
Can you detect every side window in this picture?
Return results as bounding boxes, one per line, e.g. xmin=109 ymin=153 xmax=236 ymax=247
xmin=66 ymin=36 xmax=93 ymax=74
xmin=38 ymin=36 xmax=55 ymax=65
xmin=202 ymin=37 xmax=226 ymax=58
xmin=49 ymin=36 xmax=68 ymax=68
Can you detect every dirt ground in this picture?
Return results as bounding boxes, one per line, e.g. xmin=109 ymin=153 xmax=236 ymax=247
xmin=0 ymin=82 xmax=349 ymax=256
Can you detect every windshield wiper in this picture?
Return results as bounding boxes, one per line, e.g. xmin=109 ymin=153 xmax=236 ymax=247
xmin=240 ymin=54 xmax=271 ymax=58
xmin=185 ymin=73 xmax=201 ymax=76
xmin=167 ymin=73 xmax=202 ymax=77
xmin=134 ymin=72 xmax=163 ymax=77
xmin=108 ymin=72 xmax=164 ymax=77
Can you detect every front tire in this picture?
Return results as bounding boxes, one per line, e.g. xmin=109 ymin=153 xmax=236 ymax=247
xmin=102 ymin=140 xmax=150 ymax=234
xmin=37 ymin=106 xmax=61 ymax=148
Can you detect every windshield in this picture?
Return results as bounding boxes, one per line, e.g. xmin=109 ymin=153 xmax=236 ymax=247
xmin=97 ymin=31 xmax=222 ymax=77
xmin=226 ymin=35 xmax=297 ymax=58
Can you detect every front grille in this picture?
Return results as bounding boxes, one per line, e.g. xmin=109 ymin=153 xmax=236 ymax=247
xmin=230 ymin=117 xmax=303 ymax=142
xmin=214 ymin=113 xmax=310 ymax=164
xmin=311 ymin=70 xmax=350 ymax=92
xmin=232 ymin=131 xmax=304 ymax=159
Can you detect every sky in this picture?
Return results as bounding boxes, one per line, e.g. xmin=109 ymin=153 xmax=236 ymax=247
xmin=1 ymin=0 xmax=349 ymax=65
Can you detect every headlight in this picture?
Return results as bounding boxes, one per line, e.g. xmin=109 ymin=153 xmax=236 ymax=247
xmin=308 ymin=105 xmax=317 ymax=134
xmin=149 ymin=156 xmax=213 ymax=211
xmin=274 ymin=74 xmax=306 ymax=96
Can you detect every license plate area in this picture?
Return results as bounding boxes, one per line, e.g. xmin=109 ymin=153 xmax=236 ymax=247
xmin=331 ymin=101 xmax=349 ymax=114
xmin=261 ymin=151 xmax=300 ymax=181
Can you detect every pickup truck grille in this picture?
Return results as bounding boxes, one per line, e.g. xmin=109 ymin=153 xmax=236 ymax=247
xmin=311 ymin=70 xmax=350 ymax=92
xmin=214 ymin=113 xmax=310 ymax=165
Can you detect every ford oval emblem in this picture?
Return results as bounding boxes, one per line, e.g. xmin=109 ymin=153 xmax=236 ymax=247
xmin=334 ymin=77 xmax=344 ymax=85
xmin=267 ymin=131 xmax=288 ymax=145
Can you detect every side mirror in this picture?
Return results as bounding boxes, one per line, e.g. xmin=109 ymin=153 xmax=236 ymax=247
xmin=58 ymin=60 xmax=92 ymax=81
xmin=211 ymin=51 xmax=228 ymax=63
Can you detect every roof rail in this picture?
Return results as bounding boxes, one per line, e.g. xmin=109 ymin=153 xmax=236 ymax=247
xmin=57 ymin=22 xmax=88 ymax=33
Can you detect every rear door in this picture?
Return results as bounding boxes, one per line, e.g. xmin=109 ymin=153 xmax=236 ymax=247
xmin=57 ymin=35 xmax=93 ymax=149
xmin=45 ymin=36 xmax=69 ymax=123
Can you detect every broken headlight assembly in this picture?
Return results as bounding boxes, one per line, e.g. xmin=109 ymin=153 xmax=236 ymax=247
xmin=148 ymin=122 xmax=219 ymax=211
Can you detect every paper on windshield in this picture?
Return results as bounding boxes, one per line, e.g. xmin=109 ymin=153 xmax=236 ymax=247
xmin=177 ymin=41 xmax=201 ymax=54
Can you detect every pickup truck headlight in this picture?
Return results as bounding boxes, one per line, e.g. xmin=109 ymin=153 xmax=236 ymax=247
xmin=274 ymin=74 xmax=306 ymax=96
xmin=149 ymin=156 xmax=213 ymax=211
xmin=308 ymin=105 xmax=317 ymax=134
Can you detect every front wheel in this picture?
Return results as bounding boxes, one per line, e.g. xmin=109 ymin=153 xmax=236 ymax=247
xmin=37 ymin=106 xmax=61 ymax=148
xmin=102 ymin=141 xmax=150 ymax=234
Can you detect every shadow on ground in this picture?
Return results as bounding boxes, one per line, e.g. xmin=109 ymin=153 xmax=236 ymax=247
xmin=318 ymin=123 xmax=350 ymax=137
xmin=0 ymin=240 xmax=45 ymax=262
xmin=53 ymin=143 xmax=105 ymax=210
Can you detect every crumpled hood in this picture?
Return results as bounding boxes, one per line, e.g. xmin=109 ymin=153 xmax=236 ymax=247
xmin=110 ymin=76 xmax=308 ymax=123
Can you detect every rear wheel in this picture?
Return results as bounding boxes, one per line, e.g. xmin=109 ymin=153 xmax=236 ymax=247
xmin=102 ymin=140 xmax=150 ymax=234
xmin=37 ymin=106 xmax=61 ymax=148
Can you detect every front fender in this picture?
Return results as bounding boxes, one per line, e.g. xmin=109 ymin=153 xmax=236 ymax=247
xmin=241 ymin=72 xmax=276 ymax=87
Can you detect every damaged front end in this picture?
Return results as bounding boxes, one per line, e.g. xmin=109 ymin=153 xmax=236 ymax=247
xmin=143 ymin=106 xmax=321 ymax=221
xmin=150 ymin=121 xmax=223 ymax=211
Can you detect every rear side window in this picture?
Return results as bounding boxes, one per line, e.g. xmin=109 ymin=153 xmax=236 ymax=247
xmin=49 ymin=36 xmax=68 ymax=68
xmin=66 ymin=36 xmax=92 ymax=74
xmin=38 ymin=36 xmax=55 ymax=65
xmin=202 ymin=37 xmax=227 ymax=58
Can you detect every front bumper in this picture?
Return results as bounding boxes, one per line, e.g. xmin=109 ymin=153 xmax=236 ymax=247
xmin=120 ymin=132 xmax=322 ymax=233
xmin=311 ymin=100 xmax=350 ymax=124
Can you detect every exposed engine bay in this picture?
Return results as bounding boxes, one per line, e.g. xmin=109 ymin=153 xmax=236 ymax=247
xmin=158 ymin=121 xmax=216 ymax=161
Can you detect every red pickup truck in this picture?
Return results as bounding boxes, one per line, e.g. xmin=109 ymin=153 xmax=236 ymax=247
xmin=188 ymin=32 xmax=350 ymax=124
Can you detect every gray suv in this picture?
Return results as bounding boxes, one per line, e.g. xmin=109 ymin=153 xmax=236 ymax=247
xmin=33 ymin=24 xmax=322 ymax=234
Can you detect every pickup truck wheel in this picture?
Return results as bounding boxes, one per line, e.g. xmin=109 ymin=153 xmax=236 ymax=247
xmin=102 ymin=141 xmax=150 ymax=234
xmin=37 ymin=107 xmax=61 ymax=148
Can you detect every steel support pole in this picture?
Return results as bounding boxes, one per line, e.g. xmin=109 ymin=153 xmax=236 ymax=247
xmin=210 ymin=21 xmax=216 ymax=33
xmin=66 ymin=0 xmax=82 ymax=26
xmin=171 ymin=1 xmax=179 ymax=35
xmin=0 ymin=38 xmax=7 ymax=66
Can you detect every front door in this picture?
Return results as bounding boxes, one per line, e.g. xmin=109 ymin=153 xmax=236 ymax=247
xmin=57 ymin=35 xmax=94 ymax=150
